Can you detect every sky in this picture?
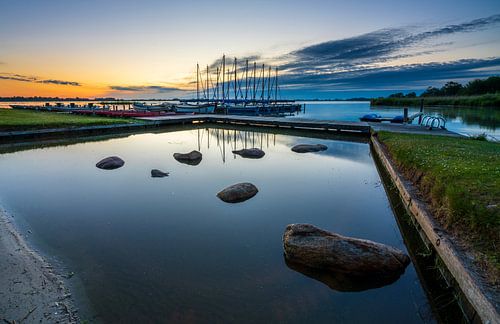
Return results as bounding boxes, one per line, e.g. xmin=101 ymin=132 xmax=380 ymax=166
xmin=1 ymin=0 xmax=500 ymax=99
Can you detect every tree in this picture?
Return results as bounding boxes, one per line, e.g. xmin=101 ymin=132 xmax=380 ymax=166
xmin=420 ymin=86 xmax=441 ymax=97
xmin=389 ymin=92 xmax=404 ymax=98
xmin=405 ymin=92 xmax=417 ymax=98
xmin=441 ymin=81 xmax=463 ymax=96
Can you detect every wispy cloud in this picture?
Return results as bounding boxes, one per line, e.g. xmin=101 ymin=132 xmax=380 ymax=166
xmin=0 ymin=72 xmax=81 ymax=86
xmin=109 ymin=85 xmax=186 ymax=92
xmin=282 ymin=14 xmax=500 ymax=76
xmin=280 ymin=57 xmax=500 ymax=91
xmin=206 ymin=14 xmax=500 ymax=93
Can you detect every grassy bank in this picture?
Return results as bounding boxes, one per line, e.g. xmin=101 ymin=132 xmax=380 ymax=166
xmin=377 ymin=132 xmax=500 ymax=281
xmin=371 ymin=93 xmax=500 ymax=108
xmin=0 ymin=109 xmax=136 ymax=131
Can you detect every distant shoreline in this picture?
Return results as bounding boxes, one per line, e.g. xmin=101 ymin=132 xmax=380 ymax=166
xmin=371 ymin=94 xmax=500 ymax=108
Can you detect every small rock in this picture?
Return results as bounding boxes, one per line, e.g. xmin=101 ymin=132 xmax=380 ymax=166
xmin=291 ymin=144 xmax=327 ymax=153
xmin=217 ymin=182 xmax=258 ymax=203
xmin=283 ymin=224 xmax=410 ymax=276
xmin=173 ymin=150 xmax=202 ymax=166
xmin=96 ymin=156 xmax=124 ymax=170
xmin=232 ymin=148 xmax=265 ymax=159
xmin=151 ymin=169 xmax=169 ymax=178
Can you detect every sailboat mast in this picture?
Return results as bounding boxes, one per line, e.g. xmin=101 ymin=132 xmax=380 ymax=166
xmin=206 ymin=65 xmax=209 ymax=102
xmin=222 ymin=55 xmax=225 ymax=103
xmin=267 ymin=66 xmax=271 ymax=101
xmin=216 ymin=67 xmax=219 ymax=101
xmin=275 ymin=67 xmax=278 ymax=103
xmin=253 ymin=62 xmax=256 ymax=101
xmin=196 ymin=63 xmax=199 ymax=103
xmin=245 ymin=60 xmax=248 ymax=102
xmin=261 ymin=64 xmax=265 ymax=101
xmin=234 ymin=57 xmax=237 ymax=101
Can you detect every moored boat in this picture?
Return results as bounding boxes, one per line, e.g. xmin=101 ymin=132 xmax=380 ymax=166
xmin=133 ymin=102 xmax=174 ymax=112
xmin=174 ymin=103 xmax=215 ymax=113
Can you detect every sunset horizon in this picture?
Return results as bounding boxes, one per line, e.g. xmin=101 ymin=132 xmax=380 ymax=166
xmin=1 ymin=0 xmax=499 ymax=99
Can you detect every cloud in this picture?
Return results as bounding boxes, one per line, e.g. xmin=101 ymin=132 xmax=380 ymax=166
xmin=284 ymin=14 xmax=500 ymax=73
xmin=38 ymin=79 xmax=81 ymax=86
xmin=280 ymin=57 xmax=500 ymax=91
xmin=109 ymin=85 xmax=185 ymax=92
xmin=0 ymin=72 xmax=80 ymax=86
xmin=273 ymin=14 xmax=500 ymax=92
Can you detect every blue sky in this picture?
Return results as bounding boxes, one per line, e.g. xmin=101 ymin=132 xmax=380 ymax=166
xmin=0 ymin=0 xmax=499 ymax=98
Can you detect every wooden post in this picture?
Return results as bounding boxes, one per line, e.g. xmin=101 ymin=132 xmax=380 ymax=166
xmin=403 ymin=107 xmax=408 ymax=123
xmin=419 ymin=99 xmax=424 ymax=125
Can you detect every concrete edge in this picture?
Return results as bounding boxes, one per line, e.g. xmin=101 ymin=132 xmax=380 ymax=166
xmin=371 ymin=135 xmax=499 ymax=324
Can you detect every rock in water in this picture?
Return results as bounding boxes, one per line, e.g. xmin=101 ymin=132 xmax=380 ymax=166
xmin=173 ymin=151 xmax=202 ymax=166
xmin=232 ymin=148 xmax=265 ymax=159
xmin=283 ymin=224 xmax=410 ymax=276
xmin=291 ymin=144 xmax=327 ymax=153
xmin=151 ymin=169 xmax=169 ymax=177
xmin=217 ymin=182 xmax=258 ymax=203
xmin=96 ymin=156 xmax=124 ymax=170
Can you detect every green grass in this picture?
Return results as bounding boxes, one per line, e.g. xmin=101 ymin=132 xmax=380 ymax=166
xmin=0 ymin=109 xmax=136 ymax=131
xmin=377 ymin=132 xmax=500 ymax=279
xmin=371 ymin=93 xmax=500 ymax=108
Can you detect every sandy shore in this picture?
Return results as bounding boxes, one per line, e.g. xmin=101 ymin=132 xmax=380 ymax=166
xmin=0 ymin=208 xmax=79 ymax=323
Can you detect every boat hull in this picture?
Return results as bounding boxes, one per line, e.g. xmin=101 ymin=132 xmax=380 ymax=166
xmin=174 ymin=104 xmax=215 ymax=114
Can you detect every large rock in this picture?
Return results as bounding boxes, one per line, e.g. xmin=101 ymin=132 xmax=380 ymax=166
xmin=291 ymin=144 xmax=327 ymax=153
xmin=173 ymin=150 xmax=202 ymax=166
xmin=217 ymin=182 xmax=258 ymax=203
xmin=151 ymin=169 xmax=169 ymax=178
xmin=283 ymin=224 xmax=410 ymax=277
xmin=96 ymin=156 xmax=124 ymax=170
xmin=232 ymin=148 xmax=265 ymax=159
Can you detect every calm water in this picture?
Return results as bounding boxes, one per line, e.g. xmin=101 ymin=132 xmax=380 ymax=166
xmin=294 ymin=101 xmax=500 ymax=137
xmin=0 ymin=127 xmax=434 ymax=323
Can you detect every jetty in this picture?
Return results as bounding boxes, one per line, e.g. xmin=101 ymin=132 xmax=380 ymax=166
xmin=137 ymin=114 xmax=370 ymax=133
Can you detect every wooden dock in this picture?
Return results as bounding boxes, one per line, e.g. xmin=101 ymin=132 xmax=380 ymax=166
xmin=137 ymin=114 xmax=371 ymax=134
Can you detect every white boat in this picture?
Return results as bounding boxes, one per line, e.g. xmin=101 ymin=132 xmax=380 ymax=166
xmin=133 ymin=102 xmax=174 ymax=112
xmin=174 ymin=103 xmax=215 ymax=114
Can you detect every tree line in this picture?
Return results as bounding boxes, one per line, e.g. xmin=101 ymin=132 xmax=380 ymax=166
xmin=387 ymin=76 xmax=500 ymax=98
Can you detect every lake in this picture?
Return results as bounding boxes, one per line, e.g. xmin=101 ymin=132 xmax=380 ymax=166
xmin=294 ymin=101 xmax=500 ymax=137
xmin=0 ymin=126 xmax=437 ymax=323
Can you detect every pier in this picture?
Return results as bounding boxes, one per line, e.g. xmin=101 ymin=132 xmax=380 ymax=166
xmin=136 ymin=114 xmax=371 ymax=133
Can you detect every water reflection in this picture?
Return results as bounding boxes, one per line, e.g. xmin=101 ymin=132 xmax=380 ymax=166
xmin=284 ymin=258 xmax=404 ymax=292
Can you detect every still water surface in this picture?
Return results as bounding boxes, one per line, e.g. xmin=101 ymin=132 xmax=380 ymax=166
xmin=0 ymin=127 xmax=433 ymax=323
xmin=293 ymin=101 xmax=500 ymax=137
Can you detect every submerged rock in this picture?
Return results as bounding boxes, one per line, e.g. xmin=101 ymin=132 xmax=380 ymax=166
xmin=96 ymin=156 xmax=124 ymax=170
xmin=232 ymin=148 xmax=265 ymax=159
xmin=283 ymin=224 xmax=410 ymax=277
xmin=173 ymin=150 xmax=202 ymax=166
xmin=291 ymin=144 xmax=327 ymax=153
xmin=217 ymin=182 xmax=258 ymax=203
xmin=151 ymin=169 xmax=169 ymax=178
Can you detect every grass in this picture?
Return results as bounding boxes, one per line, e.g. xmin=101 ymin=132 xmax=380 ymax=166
xmin=371 ymin=93 xmax=500 ymax=108
xmin=0 ymin=109 xmax=136 ymax=131
xmin=377 ymin=132 xmax=500 ymax=281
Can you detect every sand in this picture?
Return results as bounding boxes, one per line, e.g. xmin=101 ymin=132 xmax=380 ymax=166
xmin=0 ymin=208 xmax=79 ymax=323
